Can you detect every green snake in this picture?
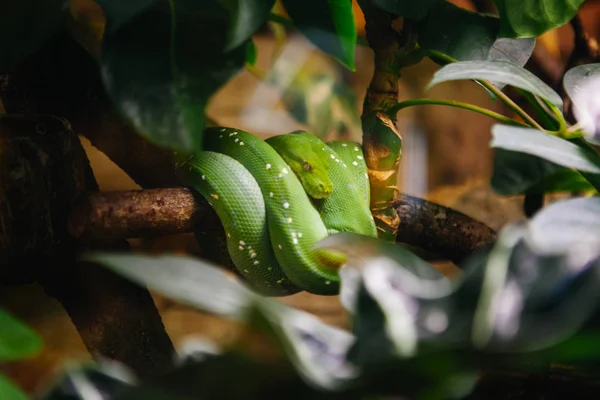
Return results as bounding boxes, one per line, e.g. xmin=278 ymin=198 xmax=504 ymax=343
xmin=176 ymin=127 xmax=377 ymax=296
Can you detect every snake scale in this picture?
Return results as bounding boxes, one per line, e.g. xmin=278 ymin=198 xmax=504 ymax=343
xmin=176 ymin=127 xmax=377 ymax=295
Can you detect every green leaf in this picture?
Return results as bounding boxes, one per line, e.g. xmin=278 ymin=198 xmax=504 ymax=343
xmin=221 ymin=0 xmax=275 ymax=51
xmin=490 ymin=125 xmax=600 ymax=174
xmin=527 ymin=197 xmax=600 ymax=255
xmin=491 ymin=149 xmax=566 ymax=195
xmin=494 ymin=0 xmax=586 ymax=38
xmin=418 ymin=1 xmax=535 ymax=65
xmin=0 ymin=375 xmax=29 ymax=400
xmin=86 ymin=253 xmax=254 ymax=319
xmin=427 ymin=60 xmax=563 ymax=110
xmin=281 ymin=0 xmax=357 ymax=70
xmin=372 ymin=0 xmax=443 ymax=21
xmin=95 ymin=0 xmax=248 ymax=153
xmin=245 ymin=40 xmax=258 ymax=67
xmin=0 ymin=308 xmax=42 ymax=363
xmin=0 ymin=0 xmax=68 ymax=72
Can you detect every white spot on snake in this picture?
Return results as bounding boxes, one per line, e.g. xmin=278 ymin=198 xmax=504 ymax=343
xmin=220 ymin=128 xmax=226 ymax=132
xmin=238 ymin=246 xmax=243 ymax=251
xmin=330 ymin=154 xmax=335 ymax=159
xmin=291 ymin=232 xmax=296 ymax=238
xmin=233 ymin=131 xmax=238 ymax=135
xmin=357 ymin=155 xmax=363 ymax=160
xmin=267 ymin=267 xmax=272 ymax=271
xmin=219 ymin=135 xmax=223 ymax=138
xmin=269 ymin=192 xmax=274 ymax=197
xmin=234 ymin=138 xmax=239 ymax=143
xmin=335 ymin=159 xmax=340 ymax=163
xmin=239 ymin=240 xmax=245 ymax=246
xmin=278 ymin=173 xmax=282 ymax=178
xmin=253 ymin=261 xmax=259 ymax=265
xmin=277 ymin=244 xmax=282 ymax=249
xmin=325 ymin=281 xmax=331 ymax=285
xmin=266 ymin=163 xmax=271 ymax=170
xmin=239 ymin=142 xmax=244 ymax=146
xmin=201 ymin=175 xmax=206 ymax=180
xmin=293 ymin=238 xmax=298 ymax=244
xmin=352 ymin=161 xmax=359 ymax=166
xmin=250 ymin=253 xmax=257 ymax=259
xmin=365 ymin=173 xmax=368 ymax=179
xmin=297 ymin=232 xmax=303 ymax=238
xmin=286 ymin=217 xmax=292 ymax=223
xmin=277 ymin=279 xmax=284 ymax=284
xmin=227 ymin=233 xmax=231 ymax=238
xmin=211 ymin=193 xmax=219 ymax=200
xmin=283 ymin=202 xmax=289 ymax=209
xmin=282 ymin=168 xmax=288 ymax=174
xmin=244 ymin=269 xmax=249 ymax=273
xmin=354 ymin=146 xmax=359 ymax=151
xmin=342 ymin=143 xmax=348 ymax=147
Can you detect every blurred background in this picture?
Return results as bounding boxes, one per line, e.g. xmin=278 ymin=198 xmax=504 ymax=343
xmin=2 ymin=0 xmax=600 ymax=395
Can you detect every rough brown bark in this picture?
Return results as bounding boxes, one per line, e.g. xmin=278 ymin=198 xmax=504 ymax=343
xmin=0 ymin=114 xmax=174 ymax=378
xmin=68 ymin=188 xmax=497 ymax=265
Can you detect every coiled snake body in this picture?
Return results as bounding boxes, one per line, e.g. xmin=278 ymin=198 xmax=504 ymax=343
xmin=177 ymin=127 xmax=377 ymax=295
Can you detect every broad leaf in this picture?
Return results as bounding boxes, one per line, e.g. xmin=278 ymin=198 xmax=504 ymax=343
xmin=494 ymin=0 xmax=586 ymax=38
xmin=0 ymin=375 xmax=28 ymax=400
xmin=563 ymin=63 xmax=600 ymax=142
xmin=222 ymin=0 xmax=275 ymax=50
xmin=0 ymin=0 xmax=68 ymax=72
xmin=0 ymin=308 xmax=42 ymax=363
xmin=428 ymin=60 xmax=563 ymax=110
xmin=372 ymin=0 xmax=443 ymax=21
xmin=419 ymin=2 xmax=535 ymax=65
xmin=86 ymin=253 xmax=255 ymax=319
xmin=526 ymin=197 xmax=600 ymax=256
xmin=490 ymin=125 xmax=600 ymax=174
xmin=280 ymin=0 xmax=357 ymax=70
xmin=491 ymin=149 xmax=595 ymax=195
xmin=96 ymin=0 xmax=248 ymax=152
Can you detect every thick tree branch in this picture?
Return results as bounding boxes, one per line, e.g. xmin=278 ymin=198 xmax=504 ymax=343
xmin=0 ymin=114 xmax=174 ymax=378
xmin=69 ymin=188 xmax=497 ymax=265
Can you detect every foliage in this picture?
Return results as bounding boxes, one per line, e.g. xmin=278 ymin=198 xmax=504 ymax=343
xmin=3 ymin=0 xmax=600 ymax=399
xmin=0 ymin=308 xmax=43 ymax=400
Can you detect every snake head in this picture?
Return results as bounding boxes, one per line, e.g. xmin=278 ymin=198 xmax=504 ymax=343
xmin=266 ymin=131 xmax=334 ymax=200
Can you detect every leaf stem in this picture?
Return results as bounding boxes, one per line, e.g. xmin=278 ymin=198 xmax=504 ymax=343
xmin=387 ymin=98 xmax=529 ymax=127
xmin=425 ymin=50 xmax=545 ymax=131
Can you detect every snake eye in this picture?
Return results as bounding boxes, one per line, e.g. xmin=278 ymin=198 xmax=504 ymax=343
xmin=303 ymin=162 xmax=312 ymax=171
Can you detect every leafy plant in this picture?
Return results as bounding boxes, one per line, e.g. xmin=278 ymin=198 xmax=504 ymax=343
xmin=2 ymin=0 xmax=600 ymax=399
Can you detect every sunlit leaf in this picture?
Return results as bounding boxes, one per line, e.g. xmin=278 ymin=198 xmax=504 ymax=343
xmin=222 ymin=0 xmax=275 ymax=50
xmin=280 ymin=0 xmax=357 ymax=70
xmin=0 ymin=0 xmax=68 ymax=72
xmin=418 ymin=2 xmax=535 ymax=65
xmin=564 ymin=63 xmax=600 ymax=143
xmin=490 ymin=125 xmax=600 ymax=174
xmin=428 ymin=60 xmax=563 ymax=110
xmin=95 ymin=0 xmax=248 ymax=152
xmin=0 ymin=308 xmax=43 ymax=363
xmin=494 ymin=0 xmax=586 ymax=38
xmin=0 ymin=375 xmax=28 ymax=400
xmin=86 ymin=253 xmax=254 ymax=319
xmin=372 ymin=0 xmax=442 ymax=21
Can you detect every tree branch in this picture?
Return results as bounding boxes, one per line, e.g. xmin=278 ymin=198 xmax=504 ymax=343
xmin=69 ymin=188 xmax=497 ymax=265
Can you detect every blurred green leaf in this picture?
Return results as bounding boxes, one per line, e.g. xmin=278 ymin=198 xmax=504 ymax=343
xmin=281 ymin=0 xmax=357 ymax=70
xmin=372 ymin=0 xmax=443 ymax=21
xmin=0 ymin=308 xmax=42 ymax=363
xmin=428 ymin=60 xmax=563 ymax=110
xmin=0 ymin=0 xmax=67 ymax=72
xmin=490 ymin=149 xmax=594 ymax=196
xmin=494 ymin=0 xmax=586 ymax=38
xmin=245 ymin=39 xmax=258 ymax=66
xmin=0 ymin=374 xmax=29 ymax=400
xmin=86 ymin=253 xmax=254 ymax=319
xmin=490 ymin=125 xmax=600 ymax=174
xmin=418 ymin=2 xmax=535 ymax=65
xmin=95 ymin=0 xmax=248 ymax=153
xmin=221 ymin=0 xmax=275 ymax=50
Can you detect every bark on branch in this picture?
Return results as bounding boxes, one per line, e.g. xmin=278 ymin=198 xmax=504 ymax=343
xmin=68 ymin=188 xmax=497 ymax=265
